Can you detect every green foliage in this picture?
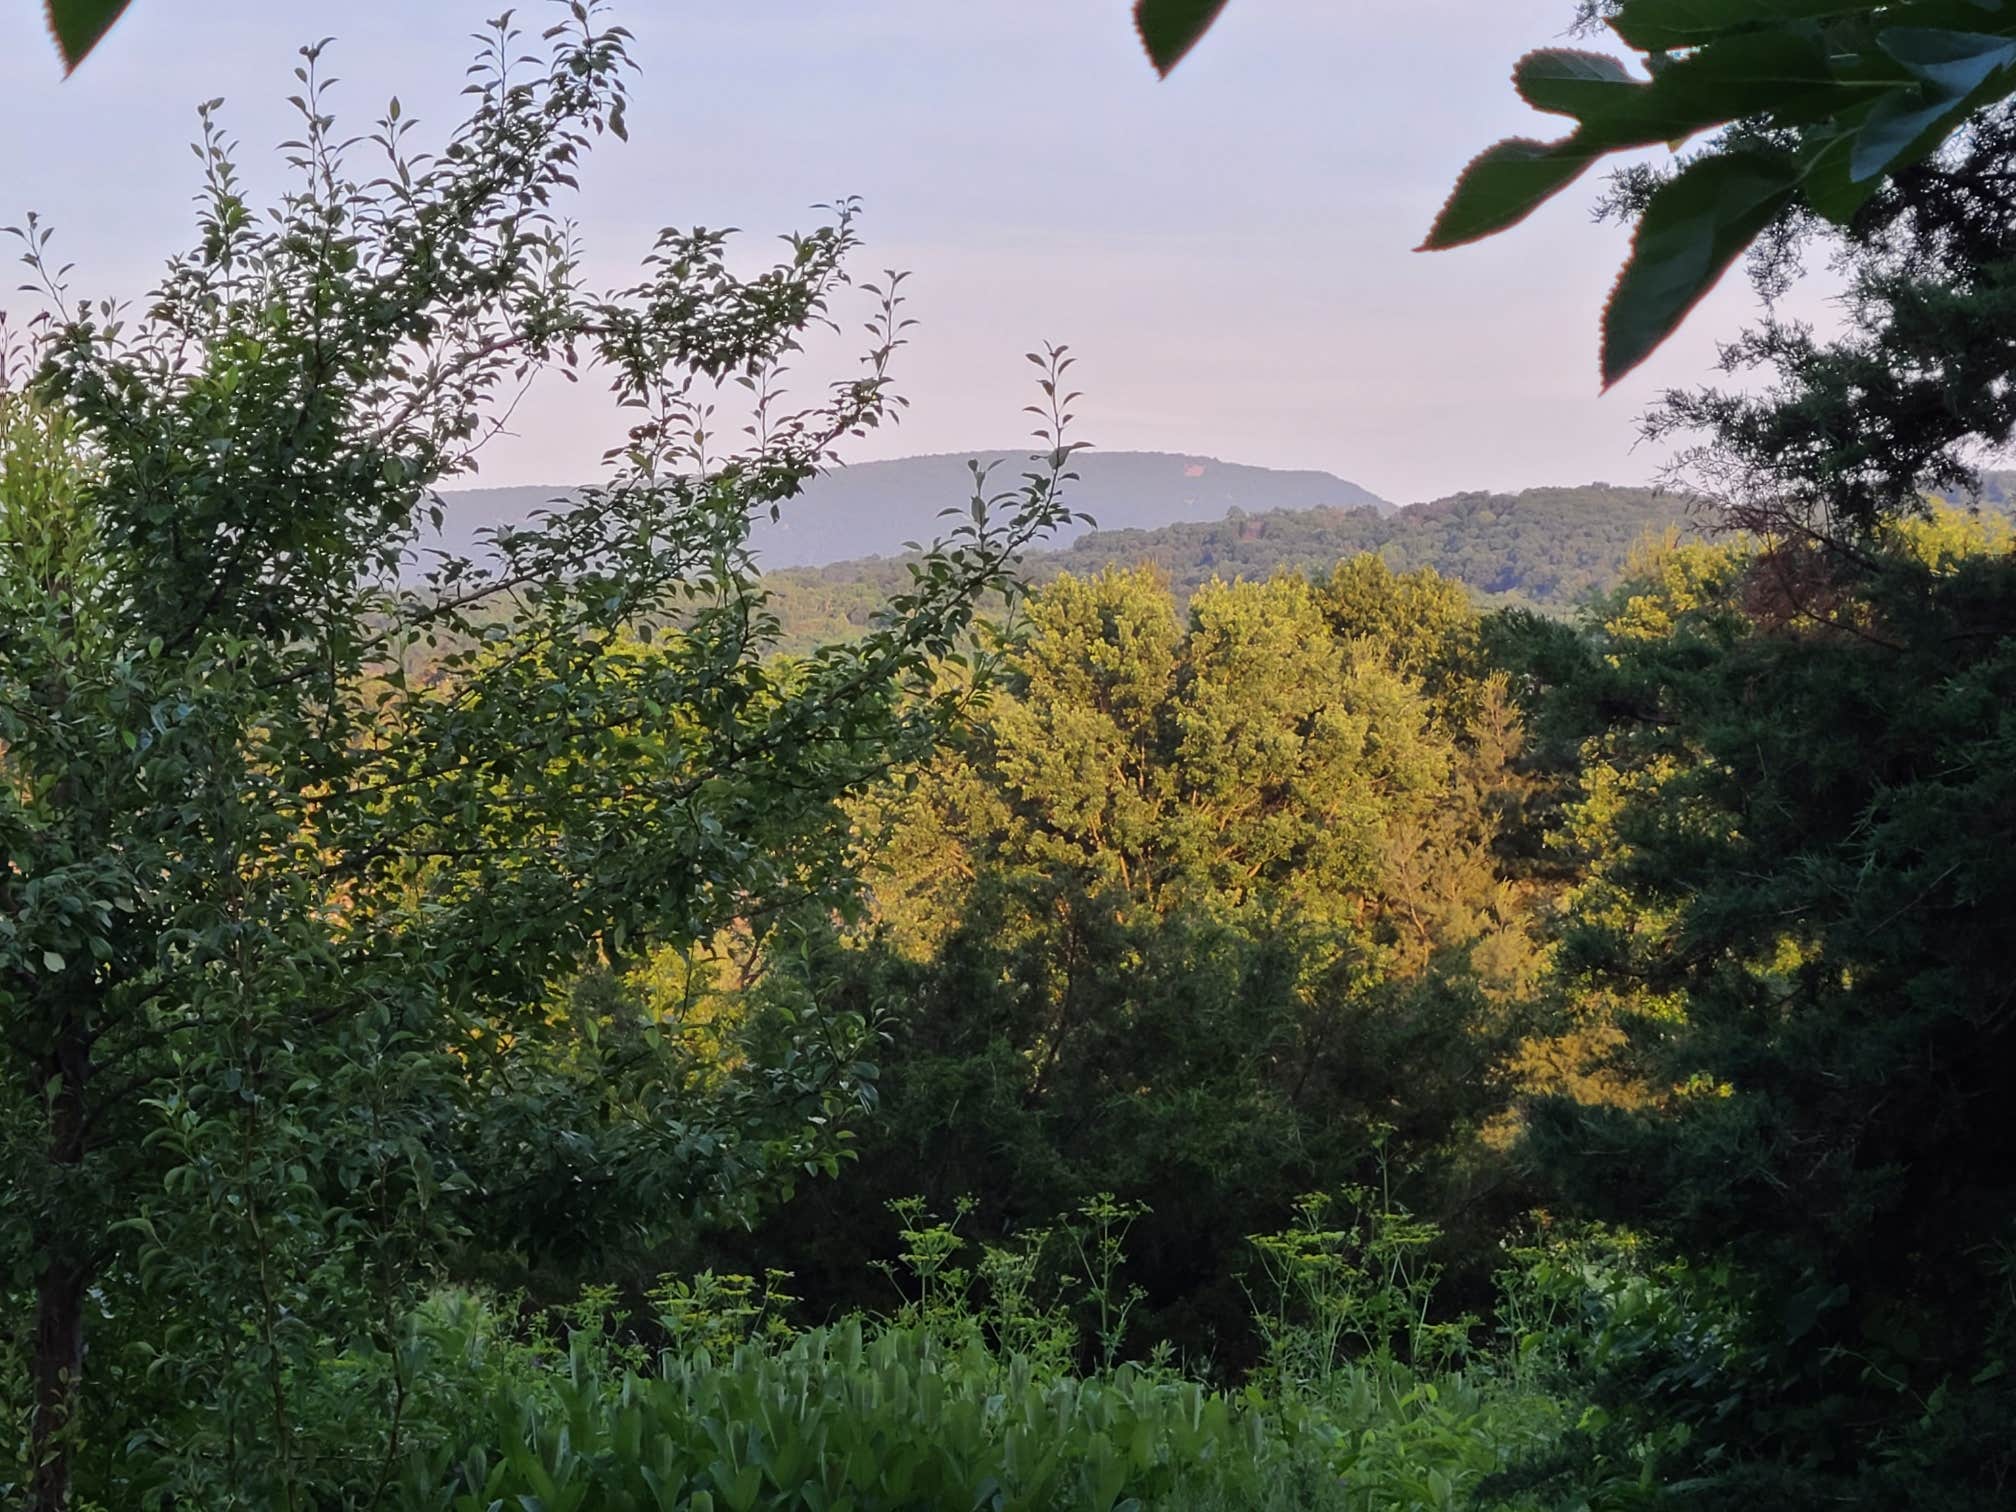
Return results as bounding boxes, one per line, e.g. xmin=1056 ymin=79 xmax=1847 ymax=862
xmin=0 ymin=11 xmax=1078 ymax=1506
xmin=1454 ymin=73 xmax=2016 ymax=1494
xmin=1134 ymin=0 xmax=1233 ymax=77
xmin=862 ymin=561 xmax=1513 ymax=968
xmin=708 ymin=560 xmax=1540 ymax=1370
xmin=42 ymin=0 xmax=132 ymax=71
xmin=403 ymin=1317 xmax=1318 ymax=1512
xmin=1250 ymin=1180 xmax=1473 ymax=1389
xmin=1643 ymin=102 xmax=2016 ymax=537
xmin=757 ymin=485 xmax=1713 ymax=654
xmin=1430 ymin=2 xmax=2016 ymax=384
xmin=1503 ymin=522 xmax=2016 ymax=1505
xmin=38 ymin=7 xmax=2016 ymax=1509
xmin=366 ymin=1194 xmax=1636 ymax=1512
xmin=650 ymin=1270 xmax=803 ymax=1358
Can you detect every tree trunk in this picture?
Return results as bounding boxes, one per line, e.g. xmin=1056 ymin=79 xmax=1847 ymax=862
xmin=29 ymin=1254 xmax=87 ymax=1512
xmin=29 ymin=1014 xmax=91 ymax=1512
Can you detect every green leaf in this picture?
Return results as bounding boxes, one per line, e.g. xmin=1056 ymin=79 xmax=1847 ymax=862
xmin=1611 ymin=0 xmax=1864 ymax=53
xmin=1419 ymin=139 xmax=1596 ymax=249
xmin=1851 ymin=28 xmax=2016 ymax=179
xmin=1883 ymin=26 xmax=2016 ymax=99
xmin=1799 ymin=122 xmax=1882 ymax=223
xmin=1134 ymin=0 xmax=1231 ymax=78
xmin=1572 ymin=30 xmax=1841 ymax=150
xmin=1852 ymin=85 xmax=1975 ymax=181
xmin=1602 ymin=151 xmax=1799 ymax=388
xmin=45 ymin=0 xmax=136 ymax=73
xmin=42 ymin=950 xmax=67 ymax=974
xmin=1515 ymin=48 xmax=1642 ymax=121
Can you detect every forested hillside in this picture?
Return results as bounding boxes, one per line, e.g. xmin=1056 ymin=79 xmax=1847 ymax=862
xmin=761 ymin=483 xmax=1705 ymax=647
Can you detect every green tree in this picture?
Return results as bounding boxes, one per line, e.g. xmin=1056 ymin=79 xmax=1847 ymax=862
xmin=0 ymin=9 xmax=1073 ymax=1506
xmin=986 ymin=567 xmax=1184 ymax=906
xmin=732 ymin=885 xmax=1515 ymax=1367
xmin=1508 ymin=516 xmax=2016 ymax=1506
xmin=731 ymin=561 xmax=1542 ymax=1362
xmin=1644 ymin=98 xmax=2016 ymax=537
xmin=1453 ymin=31 xmax=2016 ymax=1497
xmin=871 ymin=566 xmax=1497 ymax=970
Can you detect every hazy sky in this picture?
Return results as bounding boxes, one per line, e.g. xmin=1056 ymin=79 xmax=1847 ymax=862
xmin=0 ymin=1 xmax=1832 ymax=505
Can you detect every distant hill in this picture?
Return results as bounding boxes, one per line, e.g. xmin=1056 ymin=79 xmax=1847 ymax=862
xmin=432 ymin=450 xmax=1390 ymax=570
xmin=758 ymin=484 xmax=1712 ymax=649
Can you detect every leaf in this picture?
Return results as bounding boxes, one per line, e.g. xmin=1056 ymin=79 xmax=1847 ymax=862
xmin=1601 ymin=151 xmax=1799 ymax=388
xmin=1882 ymin=27 xmax=2016 ymax=99
xmin=43 ymin=950 xmax=67 ymax=974
xmin=1852 ymin=85 xmax=1975 ymax=181
xmin=1419 ymin=139 xmax=1596 ymax=249
xmin=1611 ymin=0 xmax=1863 ymax=53
xmin=1572 ymin=30 xmax=1841 ymax=150
xmin=1799 ymin=121 xmax=1883 ymax=224
xmin=45 ymin=0 xmax=136 ymax=73
xmin=1851 ymin=28 xmax=2016 ymax=180
xmin=1134 ymin=0 xmax=1231 ymax=78
xmin=1782 ymin=1281 xmax=1846 ymax=1341
xmin=1515 ymin=48 xmax=1642 ymax=120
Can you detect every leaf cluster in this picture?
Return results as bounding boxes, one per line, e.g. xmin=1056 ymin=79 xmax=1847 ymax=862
xmin=1429 ymin=1 xmax=2016 ymax=386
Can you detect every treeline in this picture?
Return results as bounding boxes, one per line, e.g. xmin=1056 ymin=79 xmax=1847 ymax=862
xmin=759 ymin=483 xmax=1710 ymax=649
xmin=629 ymin=503 xmax=2016 ymax=1508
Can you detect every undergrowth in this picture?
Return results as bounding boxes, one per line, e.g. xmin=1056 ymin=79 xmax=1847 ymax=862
xmin=360 ymin=1191 xmax=1679 ymax=1511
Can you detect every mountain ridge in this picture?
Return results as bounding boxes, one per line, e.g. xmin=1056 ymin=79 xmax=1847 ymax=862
xmin=433 ymin=449 xmax=1391 ymax=570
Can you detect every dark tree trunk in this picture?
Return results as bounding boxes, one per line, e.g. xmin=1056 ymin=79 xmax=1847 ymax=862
xmin=29 ymin=1254 xmax=87 ymax=1512
xmin=29 ymin=1013 xmax=92 ymax=1512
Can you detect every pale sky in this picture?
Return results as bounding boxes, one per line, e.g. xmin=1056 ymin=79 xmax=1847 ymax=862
xmin=0 ymin=0 xmax=1834 ymax=505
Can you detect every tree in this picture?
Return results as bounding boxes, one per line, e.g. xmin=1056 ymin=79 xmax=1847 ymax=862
xmin=1506 ymin=517 xmax=2016 ymax=1506
xmin=1646 ymin=98 xmax=2016 ymax=538
xmin=730 ymin=882 xmax=1516 ymax=1367
xmin=1446 ymin=26 xmax=2016 ymax=1498
xmin=868 ymin=566 xmax=1491 ymax=968
xmin=719 ymin=562 xmax=1540 ymax=1362
xmin=0 ymin=8 xmax=1075 ymax=1505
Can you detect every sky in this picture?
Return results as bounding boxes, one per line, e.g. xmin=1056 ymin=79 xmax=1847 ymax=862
xmin=0 ymin=0 xmax=1837 ymax=506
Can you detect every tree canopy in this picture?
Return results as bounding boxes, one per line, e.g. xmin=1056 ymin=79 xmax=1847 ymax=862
xmin=1 ymin=9 xmax=1076 ymax=1505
